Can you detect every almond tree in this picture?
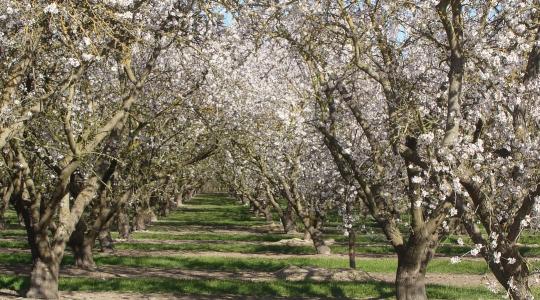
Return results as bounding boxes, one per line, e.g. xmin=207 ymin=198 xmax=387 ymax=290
xmin=0 ymin=0 xmax=231 ymax=297
xmin=236 ymin=1 xmax=469 ymax=298
xmin=446 ymin=2 xmax=540 ymax=298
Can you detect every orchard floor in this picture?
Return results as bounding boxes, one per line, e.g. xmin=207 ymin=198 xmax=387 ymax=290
xmin=1 ymin=194 xmax=540 ymax=299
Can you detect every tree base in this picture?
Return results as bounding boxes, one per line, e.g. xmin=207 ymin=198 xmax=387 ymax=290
xmin=26 ymin=260 xmax=59 ymax=299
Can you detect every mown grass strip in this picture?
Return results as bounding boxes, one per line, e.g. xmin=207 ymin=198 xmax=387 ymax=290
xmin=5 ymin=237 xmax=540 ymax=258
xmin=4 ymin=252 xmax=539 ymax=275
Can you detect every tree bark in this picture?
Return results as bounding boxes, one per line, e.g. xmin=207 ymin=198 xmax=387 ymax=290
xmin=281 ymin=203 xmax=297 ymax=234
xmin=26 ymin=257 xmax=60 ymax=299
xmin=348 ymin=229 xmax=356 ymax=269
xmin=0 ymin=184 xmax=13 ymax=230
xmin=395 ymin=245 xmax=433 ymax=300
xmin=176 ymin=185 xmax=185 ymax=207
xmin=117 ymin=200 xmax=130 ymax=239
xmin=72 ymin=241 xmax=96 ymax=270
xmin=98 ymin=221 xmax=115 ymax=253
xmin=487 ymin=246 xmax=532 ymax=300
xmin=68 ymin=220 xmax=96 ymax=270
xmin=263 ymin=205 xmax=273 ymax=222
xmin=304 ymin=226 xmax=330 ymax=255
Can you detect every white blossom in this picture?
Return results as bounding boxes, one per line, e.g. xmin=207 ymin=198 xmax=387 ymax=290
xmin=411 ymin=176 xmax=423 ymax=184
xmin=44 ymin=3 xmax=59 ymax=14
xmin=67 ymin=58 xmax=80 ymax=68
xmin=450 ymin=256 xmax=461 ymax=264
xmin=493 ymin=251 xmax=501 ymax=264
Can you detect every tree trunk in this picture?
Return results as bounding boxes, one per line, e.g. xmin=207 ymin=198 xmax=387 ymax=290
xmin=0 ymin=184 xmax=13 ymax=230
xmin=176 ymin=185 xmax=185 ymax=207
xmin=68 ymin=220 xmax=96 ymax=270
xmin=348 ymin=229 xmax=356 ymax=269
xmin=26 ymin=258 xmax=60 ymax=299
xmin=281 ymin=204 xmax=297 ymax=234
xmin=395 ymin=247 xmax=432 ymax=300
xmin=175 ymin=193 xmax=183 ymax=207
xmin=303 ymin=229 xmax=311 ymax=241
xmin=298 ymin=211 xmax=330 ymax=255
xmin=160 ymin=197 xmax=170 ymax=216
xmin=458 ymin=201 xmax=533 ymax=300
xmin=311 ymin=231 xmax=331 ymax=255
xmin=263 ymin=206 xmax=273 ymax=222
xmin=487 ymin=246 xmax=533 ymax=300
xmin=98 ymin=223 xmax=114 ymax=253
xmin=72 ymin=241 xmax=96 ymax=270
xmin=134 ymin=212 xmax=147 ymax=231
xmin=117 ymin=203 xmax=130 ymax=239
xmin=186 ymin=189 xmax=195 ymax=202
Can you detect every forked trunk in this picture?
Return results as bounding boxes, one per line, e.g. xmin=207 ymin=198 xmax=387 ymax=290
xmin=26 ymin=258 xmax=60 ymax=299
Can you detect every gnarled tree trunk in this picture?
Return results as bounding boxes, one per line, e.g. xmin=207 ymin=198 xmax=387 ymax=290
xmin=26 ymin=257 xmax=60 ymax=299
xmin=395 ymin=243 xmax=434 ymax=300
xmin=68 ymin=220 xmax=96 ymax=270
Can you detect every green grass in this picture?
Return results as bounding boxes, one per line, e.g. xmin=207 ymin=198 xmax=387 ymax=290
xmin=4 ymin=251 xmax=534 ymax=276
xmin=0 ymin=274 xmax=517 ymax=299
xmin=0 ymin=239 xmax=28 ymax=248
xmin=4 ymin=236 xmax=540 ymax=258
xmin=0 ymin=229 xmax=26 ymax=238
